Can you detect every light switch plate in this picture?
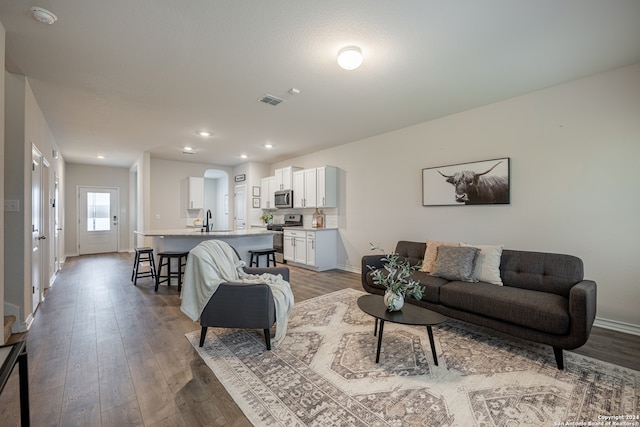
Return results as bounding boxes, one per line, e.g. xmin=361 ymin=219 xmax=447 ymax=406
xmin=4 ymin=200 xmax=20 ymax=212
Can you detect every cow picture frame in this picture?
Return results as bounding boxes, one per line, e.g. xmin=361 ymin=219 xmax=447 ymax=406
xmin=422 ymin=157 xmax=510 ymax=206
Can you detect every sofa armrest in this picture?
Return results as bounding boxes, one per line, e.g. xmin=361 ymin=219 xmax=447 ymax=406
xmin=244 ymin=266 xmax=290 ymax=282
xmin=362 ymin=254 xmax=385 ymax=272
xmin=567 ymin=279 xmax=597 ymax=347
xmin=361 ymin=255 xmax=386 ymax=292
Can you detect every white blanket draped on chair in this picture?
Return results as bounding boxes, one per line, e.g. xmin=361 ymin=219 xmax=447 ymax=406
xmin=180 ymin=239 xmax=294 ymax=346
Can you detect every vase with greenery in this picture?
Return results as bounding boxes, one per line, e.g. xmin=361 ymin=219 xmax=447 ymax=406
xmin=368 ymin=244 xmax=425 ymax=311
xmin=260 ymin=211 xmax=273 ymax=224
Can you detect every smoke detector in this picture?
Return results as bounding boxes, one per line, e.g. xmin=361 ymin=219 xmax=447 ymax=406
xmin=31 ymin=7 xmax=58 ymax=25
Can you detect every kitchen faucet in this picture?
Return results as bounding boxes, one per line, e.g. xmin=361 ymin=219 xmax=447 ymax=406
xmin=205 ymin=209 xmax=212 ymax=231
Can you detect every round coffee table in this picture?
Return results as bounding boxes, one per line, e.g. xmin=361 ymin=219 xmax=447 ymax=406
xmin=357 ymin=294 xmax=449 ymax=365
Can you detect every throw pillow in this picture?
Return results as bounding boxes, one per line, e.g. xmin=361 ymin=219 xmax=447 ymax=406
xmin=430 ymin=245 xmax=480 ymax=282
xmin=461 ymin=243 xmax=504 ymax=285
xmin=420 ymin=240 xmax=459 ymax=273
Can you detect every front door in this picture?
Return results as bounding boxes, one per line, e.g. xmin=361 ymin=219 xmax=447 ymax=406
xmin=78 ymin=187 xmax=119 ymax=254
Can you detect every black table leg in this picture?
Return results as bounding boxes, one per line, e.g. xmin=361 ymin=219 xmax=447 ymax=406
xmin=427 ymin=326 xmax=438 ymax=366
xmin=375 ymin=320 xmax=385 ymax=363
xmin=373 ymin=318 xmax=378 ymax=336
xmin=18 ymin=348 xmax=30 ymax=427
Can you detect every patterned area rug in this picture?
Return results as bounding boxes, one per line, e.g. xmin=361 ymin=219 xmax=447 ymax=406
xmin=186 ymin=289 xmax=639 ymax=426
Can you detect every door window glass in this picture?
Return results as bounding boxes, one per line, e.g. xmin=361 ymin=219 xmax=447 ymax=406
xmin=87 ymin=192 xmax=110 ymax=231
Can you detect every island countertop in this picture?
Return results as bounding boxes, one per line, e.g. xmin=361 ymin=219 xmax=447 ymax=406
xmin=134 ymin=228 xmax=276 ymax=263
xmin=134 ymin=228 xmax=276 ymax=237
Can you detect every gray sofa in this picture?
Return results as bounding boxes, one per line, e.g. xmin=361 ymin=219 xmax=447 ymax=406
xmin=361 ymin=241 xmax=597 ymax=369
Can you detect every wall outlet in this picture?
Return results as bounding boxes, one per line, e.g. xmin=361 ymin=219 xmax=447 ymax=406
xmin=4 ymin=200 xmax=20 ymax=212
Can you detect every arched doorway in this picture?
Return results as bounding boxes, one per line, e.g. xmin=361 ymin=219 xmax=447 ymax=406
xmin=203 ymin=169 xmax=230 ymax=231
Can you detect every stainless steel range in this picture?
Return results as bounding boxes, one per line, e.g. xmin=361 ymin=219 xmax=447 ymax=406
xmin=267 ymin=214 xmax=303 ymax=263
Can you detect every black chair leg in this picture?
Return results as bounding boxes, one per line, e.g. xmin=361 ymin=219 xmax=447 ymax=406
xmin=264 ymin=329 xmax=271 ymax=350
xmin=553 ymin=346 xmax=564 ymax=370
xmin=199 ymin=327 xmax=208 ymax=347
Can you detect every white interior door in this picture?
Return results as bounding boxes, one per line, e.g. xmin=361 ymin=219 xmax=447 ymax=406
xmin=78 ymin=187 xmax=119 ymax=254
xmin=234 ymin=184 xmax=246 ymax=230
xmin=54 ymin=173 xmax=60 ymax=273
xmin=31 ymin=147 xmax=44 ymax=312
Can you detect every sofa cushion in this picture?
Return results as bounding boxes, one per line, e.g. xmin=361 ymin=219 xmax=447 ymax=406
xmin=394 ymin=241 xmax=427 ymax=266
xmin=500 ymin=250 xmax=584 ymax=297
xmin=461 ymin=243 xmax=504 ymax=285
xmin=431 ymin=245 xmax=479 ymax=282
xmin=364 ymin=270 xmax=449 ymax=304
xmin=420 ymin=240 xmax=459 ymax=273
xmin=440 ymin=281 xmax=570 ymax=335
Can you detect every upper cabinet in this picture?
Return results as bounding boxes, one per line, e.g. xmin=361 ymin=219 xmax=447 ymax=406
xmin=275 ymin=166 xmax=301 ymax=191
xmin=316 ymin=166 xmax=337 ymax=208
xmin=260 ymin=176 xmax=276 ymax=209
xmin=292 ymin=166 xmax=337 ymax=208
xmin=186 ymin=177 xmax=204 ymax=209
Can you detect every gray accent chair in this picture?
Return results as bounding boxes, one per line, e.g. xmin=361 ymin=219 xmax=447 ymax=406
xmin=198 ymin=266 xmax=290 ymax=350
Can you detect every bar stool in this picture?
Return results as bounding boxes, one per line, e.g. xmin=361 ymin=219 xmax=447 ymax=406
xmin=131 ymin=247 xmax=156 ymax=286
xmin=155 ymin=251 xmax=189 ymax=292
xmin=248 ymin=248 xmax=277 ymax=267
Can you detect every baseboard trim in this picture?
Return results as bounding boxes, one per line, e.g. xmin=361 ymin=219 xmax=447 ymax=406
xmin=337 ymin=264 xmax=360 ymax=274
xmin=593 ymin=317 xmax=640 ymax=336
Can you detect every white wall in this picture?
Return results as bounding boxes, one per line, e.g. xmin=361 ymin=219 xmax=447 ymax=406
xmin=4 ymin=73 xmax=61 ymax=331
xmin=0 ymin=22 xmax=5 ymax=328
xmin=64 ymin=163 xmax=130 ymax=256
xmin=149 ymin=158 xmax=232 ymax=230
xmin=273 ymin=63 xmax=640 ymax=329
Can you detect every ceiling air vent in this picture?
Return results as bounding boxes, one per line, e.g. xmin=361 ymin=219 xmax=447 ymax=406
xmin=258 ymin=94 xmax=285 ymax=106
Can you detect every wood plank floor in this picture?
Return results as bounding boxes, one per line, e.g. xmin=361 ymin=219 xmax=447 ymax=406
xmin=0 ymin=252 xmax=638 ymax=426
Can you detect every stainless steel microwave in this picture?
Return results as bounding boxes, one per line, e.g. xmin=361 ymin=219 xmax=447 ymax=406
xmin=274 ymin=190 xmax=293 ymax=208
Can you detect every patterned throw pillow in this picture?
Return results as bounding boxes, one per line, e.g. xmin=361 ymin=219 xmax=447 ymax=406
xmin=420 ymin=240 xmax=460 ymax=273
xmin=461 ymin=243 xmax=504 ymax=285
xmin=430 ymin=245 xmax=480 ymax=282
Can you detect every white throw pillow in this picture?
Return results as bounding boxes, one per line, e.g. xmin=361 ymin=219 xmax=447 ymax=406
xmin=461 ymin=243 xmax=504 ymax=285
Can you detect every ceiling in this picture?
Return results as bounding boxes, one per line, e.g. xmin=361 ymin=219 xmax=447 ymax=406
xmin=1 ymin=1 xmax=639 ymax=168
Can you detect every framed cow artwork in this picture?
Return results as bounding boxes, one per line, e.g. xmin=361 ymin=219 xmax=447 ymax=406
xmin=422 ymin=157 xmax=510 ymax=206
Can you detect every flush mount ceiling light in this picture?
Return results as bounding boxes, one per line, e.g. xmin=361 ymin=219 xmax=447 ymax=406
xmin=196 ymin=130 xmax=211 ymax=137
xmin=31 ymin=7 xmax=58 ymax=25
xmin=337 ymin=46 xmax=363 ymax=70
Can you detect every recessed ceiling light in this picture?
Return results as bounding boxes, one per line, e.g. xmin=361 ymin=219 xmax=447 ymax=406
xmin=183 ymin=146 xmax=193 ymax=151
xmin=240 ymin=154 xmax=248 ymax=159
xmin=337 ymin=46 xmax=363 ymax=70
xmin=97 ymin=154 xmax=105 ymax=159
xmin=197 ymin=130 xmax=211 ymax=137
xmin=264 ymin=143 xmax=273 ymax=149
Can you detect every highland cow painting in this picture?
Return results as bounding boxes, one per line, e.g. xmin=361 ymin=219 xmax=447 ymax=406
xmin=422 ymin=158 xmax=510 ymax=206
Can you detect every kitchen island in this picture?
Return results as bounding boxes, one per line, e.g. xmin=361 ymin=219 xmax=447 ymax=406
xmin=134 ymin=229 xmax=276 ymax=263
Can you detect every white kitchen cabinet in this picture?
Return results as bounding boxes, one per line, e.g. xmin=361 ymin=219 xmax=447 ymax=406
xmin=275 ymin=166 xmax=301 ymax=191
xmin=260 ymin=176 xmax=276 ymax=209
xmin=292 ymin=168 xmax=321 ymax=208
xmin=283 ymin=229 xmax=306 ymax=264
xmin=292 ymin=170 xmax=305 ymax=208
xmin=186 ymin=177 xmax=204 ymax=209
xmin=292 ymin=166 xmax=337 ymax=208
xmin=316 ymin=166 xmax=337 ymax=208
xmin=283 ymin=228 xmax=337 ymax=271
xmin=306 ymin=231 xmax=316 ymax=267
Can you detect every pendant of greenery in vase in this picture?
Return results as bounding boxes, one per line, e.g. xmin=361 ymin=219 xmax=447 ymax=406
xmin=368 ymin=244 xmax=425 ymax=312
xmin=383 ymin=290 xmax=404 ymax=311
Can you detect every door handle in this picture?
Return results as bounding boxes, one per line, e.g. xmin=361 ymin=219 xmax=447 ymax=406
xmin=38 ymin=235 xmax=47 ymax=240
